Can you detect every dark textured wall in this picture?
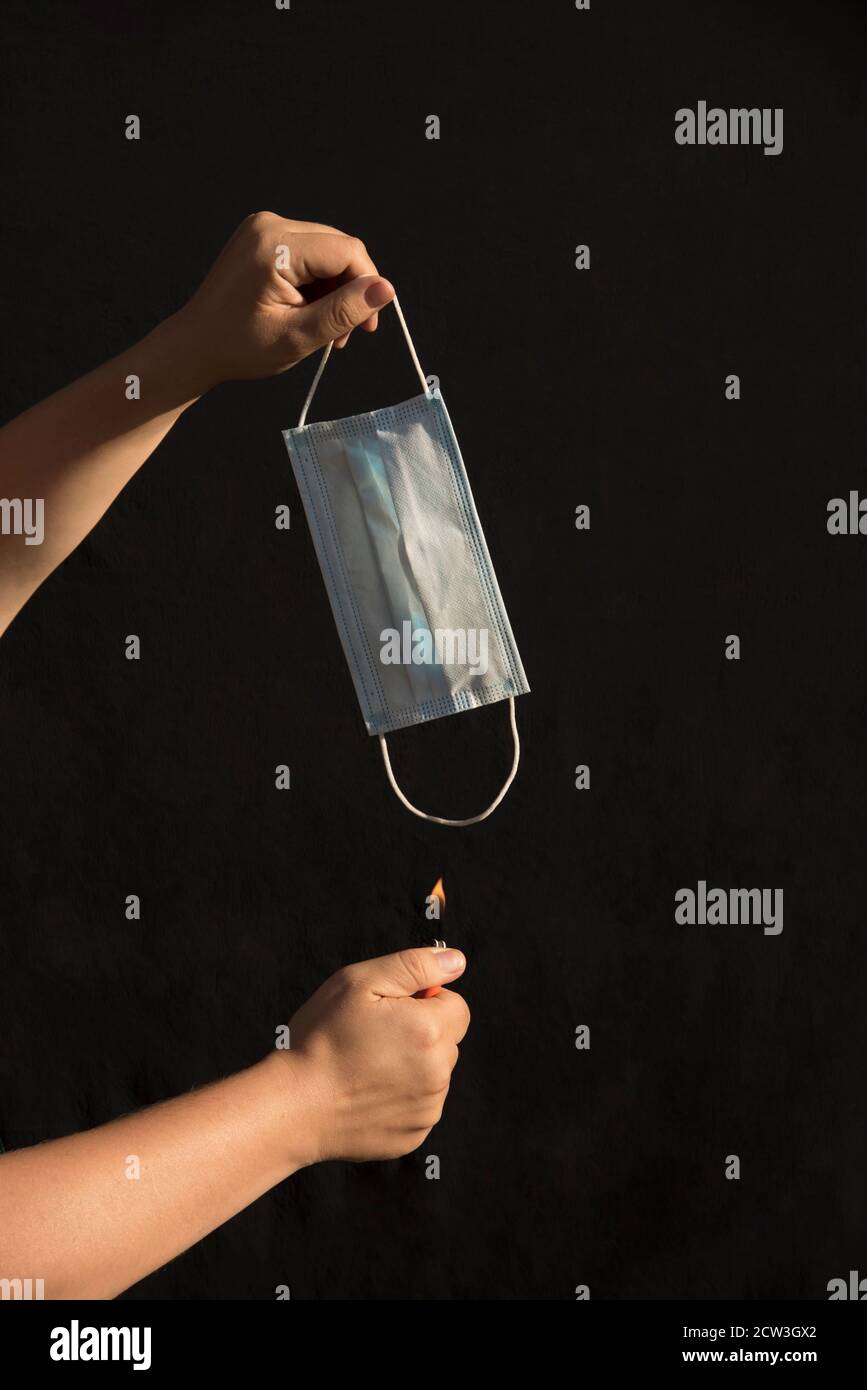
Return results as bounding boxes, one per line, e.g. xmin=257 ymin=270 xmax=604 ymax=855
xmin=1 ymin=0 xmax=866 ymax=1299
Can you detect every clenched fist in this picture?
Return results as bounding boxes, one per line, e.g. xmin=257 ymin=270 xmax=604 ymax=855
xmin=267 ymin=947 xmax=470 ymax=1164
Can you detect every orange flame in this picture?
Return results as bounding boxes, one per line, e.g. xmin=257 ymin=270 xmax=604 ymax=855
xmin=430 ymin=876 xmax=446 ymax=914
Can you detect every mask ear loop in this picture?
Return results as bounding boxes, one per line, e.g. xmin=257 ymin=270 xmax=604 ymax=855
xmin=378 ymin=696 xmax=520 ymax=827
xmin=297 ymin=298 xmax=522 ymax=826
xmin=297 ymin=296 xmax=428 ymax=428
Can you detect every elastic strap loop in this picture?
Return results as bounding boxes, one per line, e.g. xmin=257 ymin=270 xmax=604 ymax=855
xmin=297 ymin=295 xmax=428 ymax=429
xmin=378 ymin=697 xmax=520 ymax=827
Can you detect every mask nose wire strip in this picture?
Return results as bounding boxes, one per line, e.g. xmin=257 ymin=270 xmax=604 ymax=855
xmin=378 ymin=696 xmax=520 ymax=827
xmin=297 ymin=295 xmax=429 ymax=430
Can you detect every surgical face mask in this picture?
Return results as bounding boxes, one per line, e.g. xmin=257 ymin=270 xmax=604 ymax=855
xmin=283 ymin=299 xmax=529 ymax=826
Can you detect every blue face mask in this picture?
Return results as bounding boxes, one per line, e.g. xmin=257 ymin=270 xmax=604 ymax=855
xmin=283 ymin=299 xmax=529 ymax=826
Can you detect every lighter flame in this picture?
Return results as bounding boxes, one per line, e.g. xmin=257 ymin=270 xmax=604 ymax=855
xmin=430 ymin=877 xmax=446 ymax=913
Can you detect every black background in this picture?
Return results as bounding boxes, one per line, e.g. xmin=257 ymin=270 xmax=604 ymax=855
xmin=1 ymin=0 xmax=866 ymax=1300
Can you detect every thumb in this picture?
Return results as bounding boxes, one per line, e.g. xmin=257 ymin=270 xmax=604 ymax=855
xmin=359 ymin=946 xmax=466 ymax=999
xmin=295 ymin=274 xmax=395 ymax=350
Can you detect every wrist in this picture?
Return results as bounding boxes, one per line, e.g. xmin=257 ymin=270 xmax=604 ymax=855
xmin=255 ymin=1048 xmax=330 ymax=1173
xmin=140 ymin=309 xmax=219 ymax=405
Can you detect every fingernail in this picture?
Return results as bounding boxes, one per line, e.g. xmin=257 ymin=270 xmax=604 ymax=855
xmin=364 ymin=278 xmax=394 ymax=308
xmin=432 ymin=948 xmax=464 ymax=975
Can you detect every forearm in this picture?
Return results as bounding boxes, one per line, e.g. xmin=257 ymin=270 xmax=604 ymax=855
xmin=0 ymin=1053 xmax=315 ymax=1300
xmin=0 ymin=213 xmax=394 ymax=639
xmin=0 ymin=311 xmax=208 ymax=636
